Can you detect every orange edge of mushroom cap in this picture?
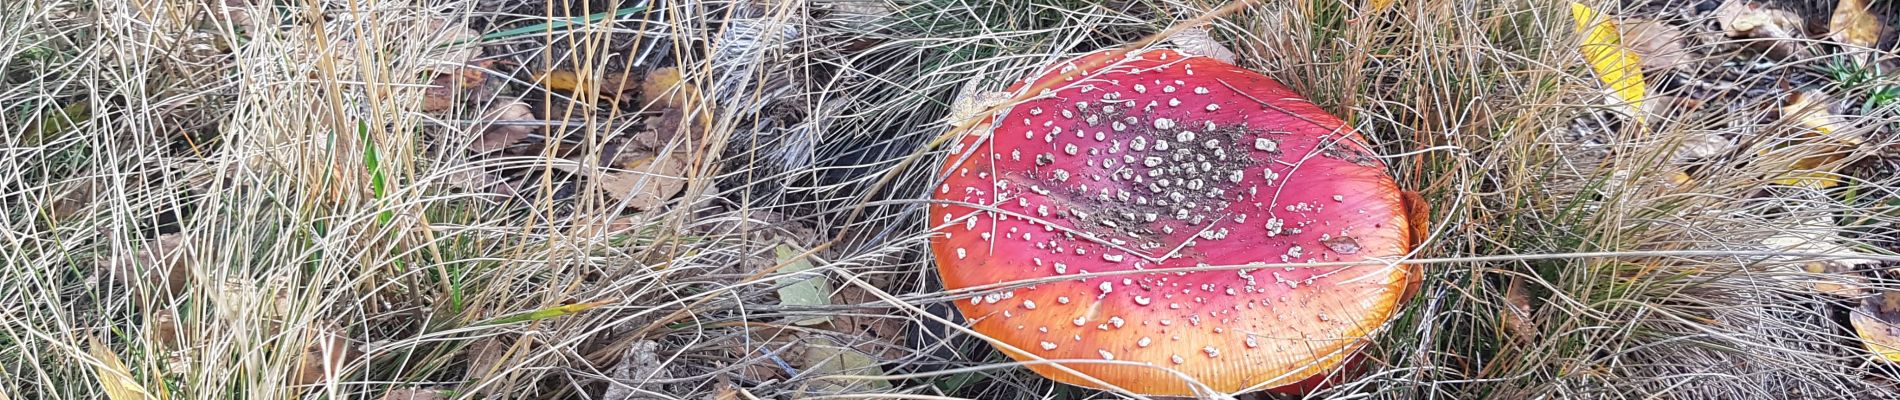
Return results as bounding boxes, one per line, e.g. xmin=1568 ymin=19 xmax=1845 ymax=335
xmin=930 ymin=49 xmax=1416 ymax=396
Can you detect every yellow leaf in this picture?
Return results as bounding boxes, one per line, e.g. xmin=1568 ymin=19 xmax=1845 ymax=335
xmin=87 ymin=335 xmax=153 ymax=400
xmin=1831 ymin=0 xmax=1883 ymax=50
xmin=533 ymin=70 xmax=640 ymax=99
xmin=1367 ymin=0 xmax=1395 ymax=15
xmin=1570 ymin=2 xmax=1647 ymax=126
xmin=1771 ymin=91 xmax=1856 ymax=188
xmin=1853 ymin=291 xmax=1900 ymax=362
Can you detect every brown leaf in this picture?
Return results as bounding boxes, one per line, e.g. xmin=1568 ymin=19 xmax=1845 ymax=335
xmin=637 ymin=67 xmax=714 ymax=152
xmin=462 ymin=335 xmax=540 ymax=398
xmin=149 ymin=307 xmax=182 ymax=350
xmin=571 ymin=152 xmax=693 ymax=211
xmin=463 ymin=336 xmax=512 ymax=381
xmin=421 ymin=62 xmax=491 ymax=114
xmin=827 ymin=285 xmax=908 ymax=362
xmin=1501 ymin=276 xmax=1539 ymax=344
xmin=1713 ymin=1 xmax=1812 ymax=59
xmin=1831 ymin=0 xmax=1885 ymax=51
xmin=1620 ymin=19 xmax=1693 ymax=72
xmin=289 ymin=323 xmax=359 ymax=387
xmin=471 ymin=100 xmax=537 ymax=154
xmin=99 ymin=234 xmax=193 ymax=300
xmin=45 ymin=179 xmax=97 ymax=222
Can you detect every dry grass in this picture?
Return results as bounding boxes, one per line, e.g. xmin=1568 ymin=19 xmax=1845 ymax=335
xmin=6 ymin=0 xmax=1900 ymax=399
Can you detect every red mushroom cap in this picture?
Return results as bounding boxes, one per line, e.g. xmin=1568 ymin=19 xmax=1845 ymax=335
xmin=929 ymin=49 xmax=1415 ymax=396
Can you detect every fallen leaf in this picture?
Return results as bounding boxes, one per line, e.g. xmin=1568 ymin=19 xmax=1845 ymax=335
xmin=471 ymin=100 xmax=537 ymax=154
xmin=1852 ymin=290 xmax=1900 ymax=362
xmin=711 ymin=377 xmax=740 ymax=400
xmin=45 ymin=179 xmax=97 ymax=222
xmin=1365 ymin=0 xmax=1395 ymax=16
xmin=149 ymin=307 xmax=181 ymax=350
xmin=377 ymin=388 xmax=447 ymax=400
xmin=1760 ymin=215 xmax=1883 ymax=270
xmin=99 ymin=234 xmax=193 ymax=300
xmin=289 ymin=323 xmax=359 ymax=387
xmin=636 ymin=67 xmax=714 ymax=151
xmin=462 ymin=335 xmax=542 ymax=398
xmin=22 ymin=101 xmax=89 ymax=146
xmin=775 ymin=243 xmax=834 ymax=326
xmin=828 ymin=284 xmax=908 ymax=361
xmin=799 ymin=336 xmax=893 ymax=392
xmin=421 ymin=62 xmax=490 ymax=114
xmin=88 ymin=335 xmax=154 ymax=400
xmin=641 ymin=67 xmax=700 ymax=110
xmin=1831 ymin=0 xmax=1884 ymax=52
xmin=1671 ymin=130 xmax=1732 ymax=163
xmin=560 ymin=152 xmax=692 ymax=211
xmin=535 ymin=70 xmax=641 ymax=101
xmin=602 ymin=341 xmax=670 ymax=400
xmin=1167 ymin=27 xmax=1236 ymax=64
xmin=1802 ymin=261 xmax=1867 ymax=297
xmin=1713 ymin=0 xmax=1811 ymax=59
xmin=1500 ymin=276 xmax=1538 ymax=344
xmin=1772 ymin=90 xmax=1858 ymax=187
xmin=1570 ymin=2 xmax=1648 ymax=126
xmin=1621 ymin=19 xmax=1693 ymax=73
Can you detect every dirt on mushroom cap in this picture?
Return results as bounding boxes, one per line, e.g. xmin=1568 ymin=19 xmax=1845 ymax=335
xmin=929 ymin=49 xmax=1413 ymax=396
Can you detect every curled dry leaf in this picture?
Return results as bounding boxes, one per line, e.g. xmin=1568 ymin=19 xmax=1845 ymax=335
xmin=1167 ymin=27 xmax=1236 ymax=64
xmin=1830 ymin=0 xmax=1885 ymax=53
xmin=290 ymin=322 xmax=360 ymax=387
xmin=1713 ymin=0 xmax=1811 ymax=59
xmin=464 ymin=336 xmax=513 ymax=381
xmin=472 ymin=100 xmax=537 ymax=154
xmin=1500 ymin=276 xmax=1539 ymax=344
xmin=149 ymin=307 xmax=182 ymax=350
xmin=99 ymin=233 xmax=193 ymax=300
xmin=422 ymin=61 xmax=491 ymax=114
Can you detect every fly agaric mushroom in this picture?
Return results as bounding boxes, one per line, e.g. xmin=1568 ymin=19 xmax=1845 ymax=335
xmin=930 ymin=48 xmax=1423 ymax=396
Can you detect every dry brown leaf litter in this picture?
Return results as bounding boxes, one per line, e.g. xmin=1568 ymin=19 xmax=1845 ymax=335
xmin=1713 ymin=0 xmax=1813 ymax=59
